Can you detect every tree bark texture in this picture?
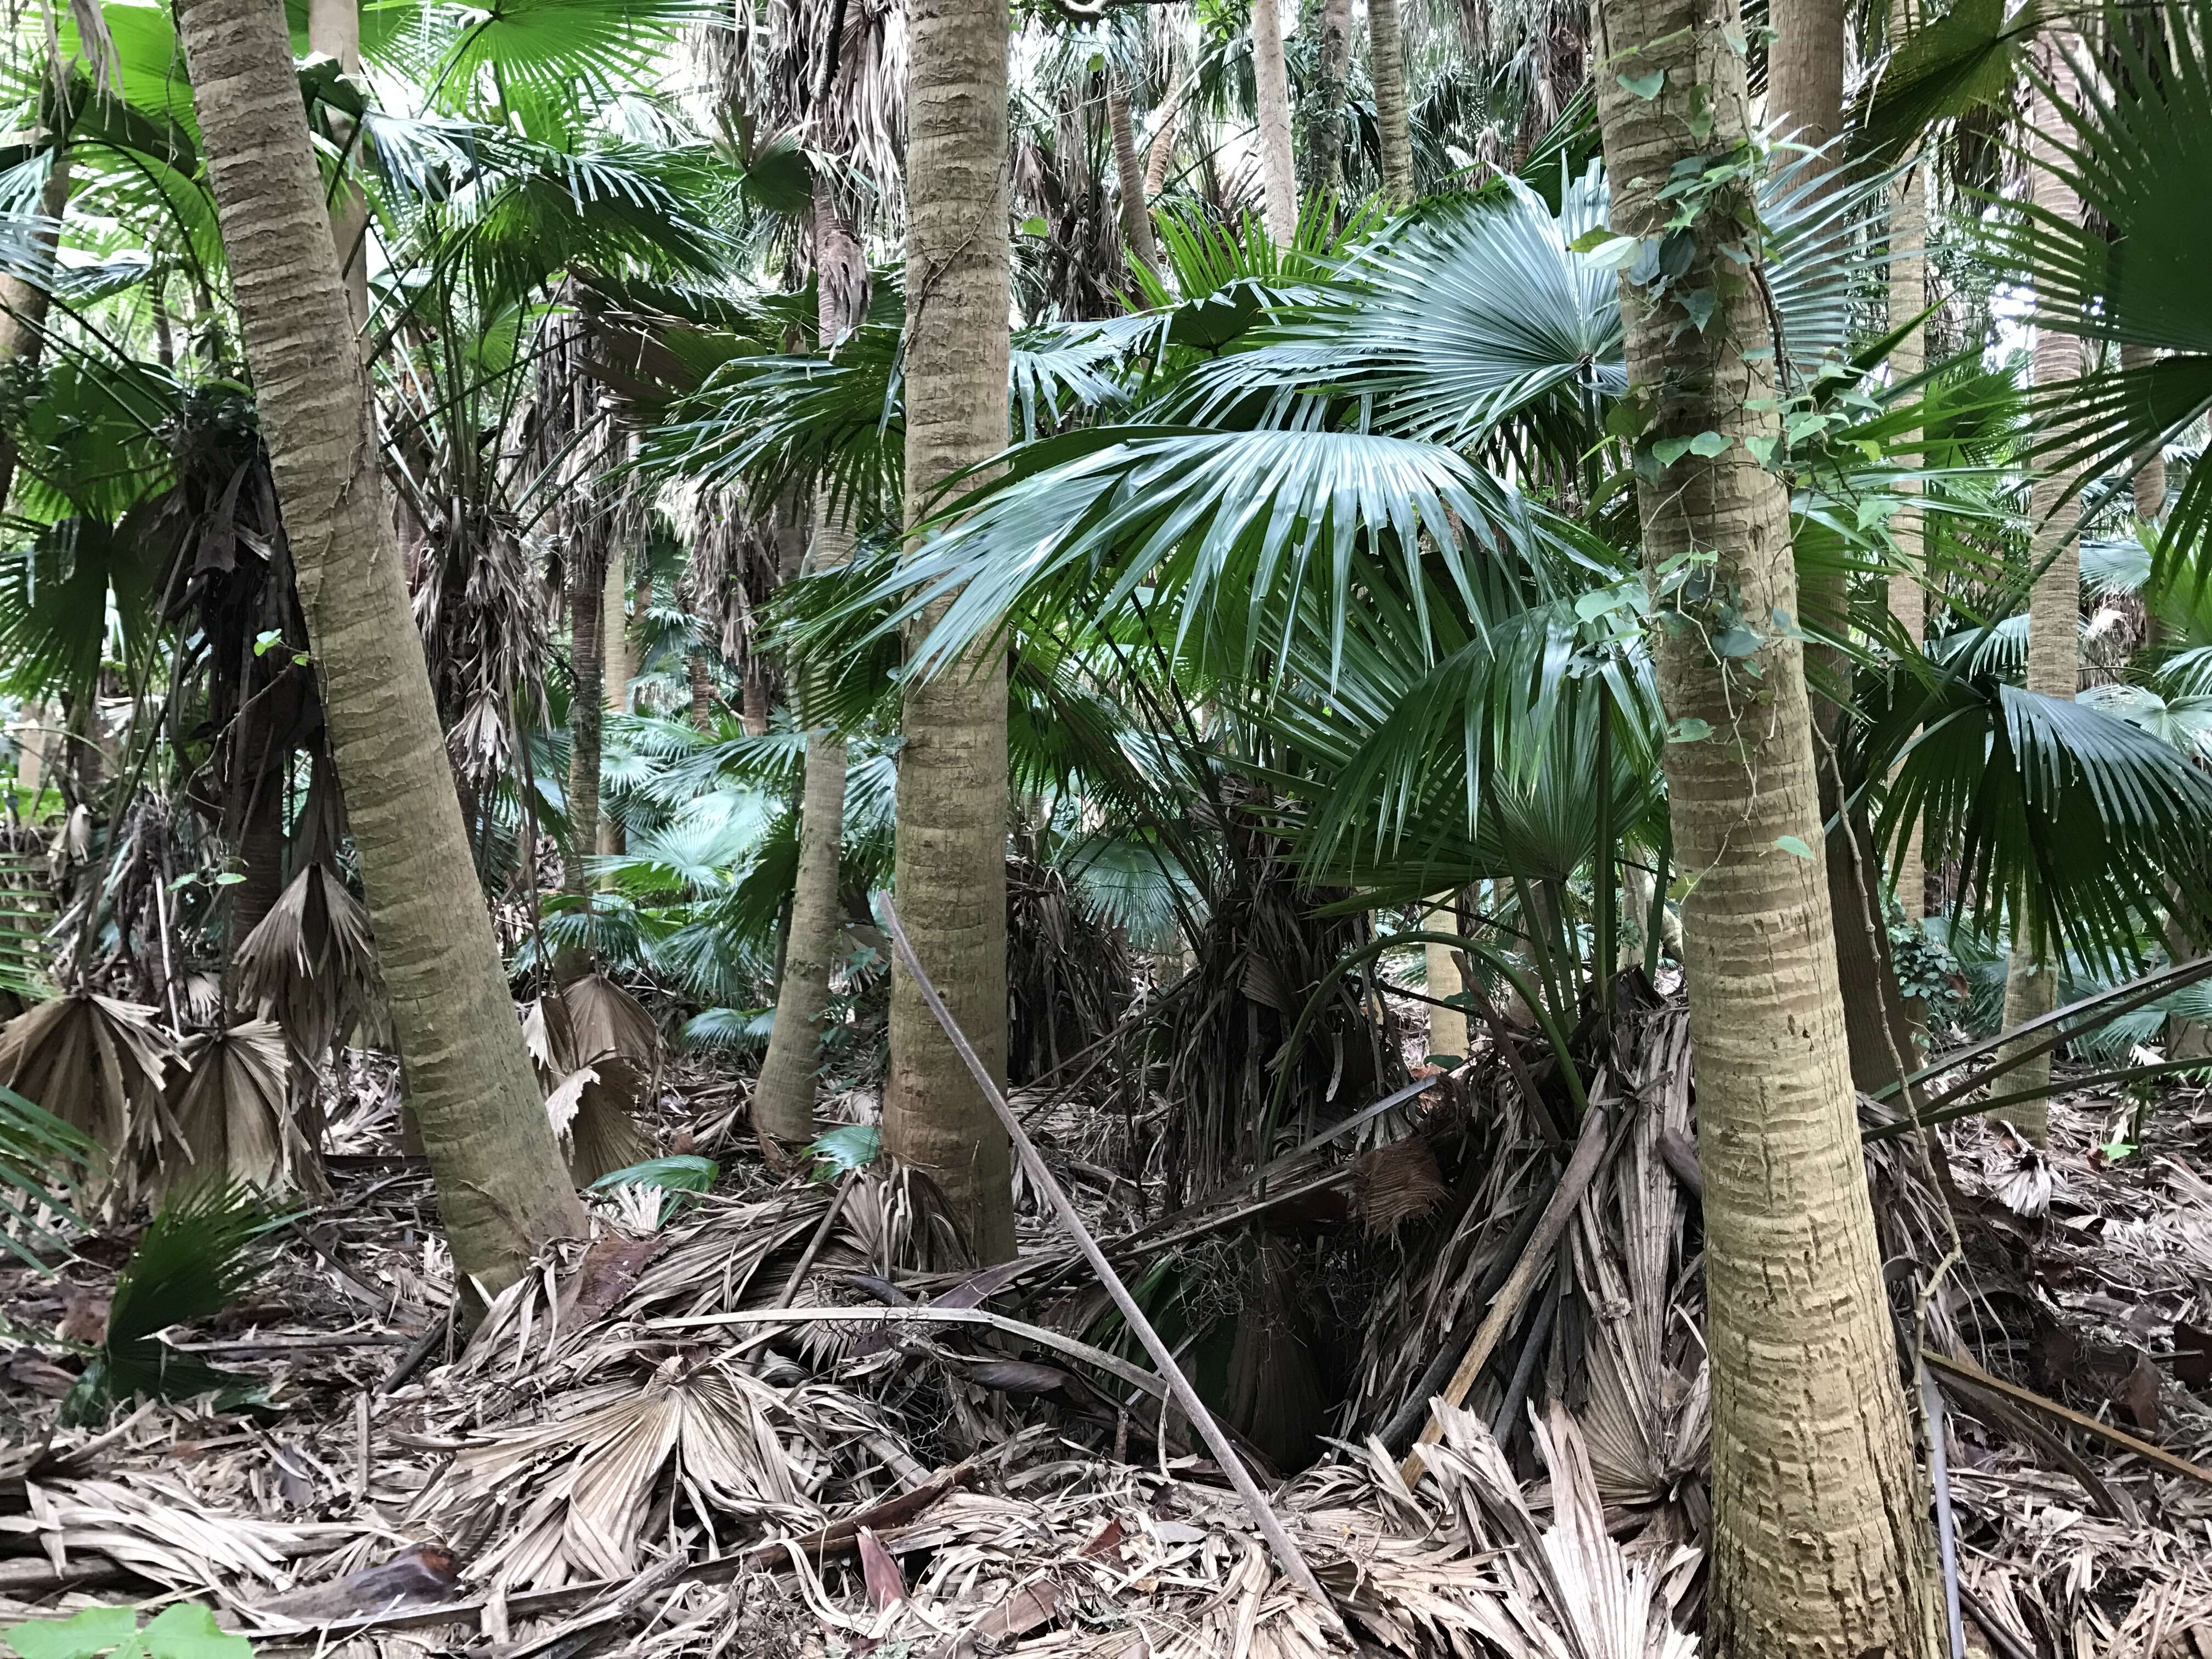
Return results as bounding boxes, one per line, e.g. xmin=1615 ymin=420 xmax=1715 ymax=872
xmin=175 ymin=0 xmax=585 ymax=1289
xmin=1143 ymin=59 xmax=1182 ymax=195
xmin=1106 ymin=70 xmax=1160 ymax=276
xmin=1369 ymin=0 xmax=1413 ymax=205
xmin=1997 ymin=38 xmax=2086 ymax=1147
xmin=1306 ymin=0 xmax=1352 ymax=197
xmin=0 ymin=150 xmax=72 ymax=511
xmin=596 ymin=548 xmax=628 ymax=861
xmin=564 ymin=537 xmax=605 ymax=894
xmin=1250 ymin=0 xmax=1298 ymax=244
xmin=2121 ymin=341 xmax=2165 ymax=524
xmin=306 ymin=0 xmax=369 ymax=333
xmin=1590 ymin=0 xmax=1942 ymax=1651
xmin=888 ymin=0 xmax=1015 ymax=1264
xmin=1888 ymin=93 xmax=1928 ymax=916
xmin=753 ymin=184 xmax=866 ymax=1154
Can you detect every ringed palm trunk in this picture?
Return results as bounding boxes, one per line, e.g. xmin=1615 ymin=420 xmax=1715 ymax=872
xmin=2123 ymin=342 xmax=2165 ymax=526
xmin=175 ymin=0 xmax=585 ymax=1290
xmin=1369 ymin=0 xmax=1413 ymax=206
xmin=1591 ymin=2 xmax=1942 ymax=1651
xmin=596 ymin=547 xmax=627 ymax=861
xmin=1250 ymin=0 xmax=1297 ymax=244
xmin=752 ymin=188 xmax=866 ymax=1154
xmin=0 ymin=149 xmax=72 ymax=510
xmin=1997 ymin=38 xmax=2086 ymax=1147
xmin=887 ymin=0 xmax=1015 ymax=1263
xmin=565 ymin=538 xmax=605 ymax=893
xmin=1106 ymin=69 xmax=1160 ymax=276
xmin=1143 ymin=56 xmax=1182 ymax=195
xmin=1888 ymin=43 xmax=1929 ymax=918
xmin=306 ymin=0 xmax=369 ymax=332
xmin=1306 ymin=0 xmax=1351 ymax=198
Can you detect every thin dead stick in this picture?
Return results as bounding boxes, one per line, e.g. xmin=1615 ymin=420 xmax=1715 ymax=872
xmin=1922 ymin=1350 xmax=2212 ymax=1489
xmin=877 ymin=897 xmax=1350 ymax=1643
xmin=1918 ymin=1355 xmax=1967 ymax=1659
xmin=1398 ymin=1101 xmax=1613 ymax=1485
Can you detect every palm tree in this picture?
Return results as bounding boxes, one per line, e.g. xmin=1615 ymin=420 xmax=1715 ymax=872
xmin=1106 ymin=64 xmax=1160 ymax=275
xmin=1305 ymin=0 xmax=1352 ymax=198
xmin=1997 ymin=35 xmax=2088 ymax=1145
xmin=1589 ymin=0 xmax=1940 ymax=1647
xmin=752 ymin=183 xmax=867 ymax=1153
xmin=1250 ymin=0 xmax=1296 ymax=242
xmin=1369 ymin=0 xmax=1413 ymax=205
xmin=888 ymin=0 xmax=1017 ymax=1261
xmin=173 ymin=0 xmax=585 ymax=1290
xmin=1888 ymin=0 xmax=1929 ymax=919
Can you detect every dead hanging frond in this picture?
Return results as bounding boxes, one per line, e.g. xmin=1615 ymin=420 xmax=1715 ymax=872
xmin=165 ymin=1019 xmax=320 ymax=1196
xmin=0 ymin=991 xmax=180 ymax=1193
xmin=524 ymin=973 xmax=659 ymax=1184
xmin=405 ymin=500 xmax=549 ymax=792
xmin=230 ymin=860 xmax=380 ymax=1062
xmin=761 ymin=0 xmax=907 ymax=197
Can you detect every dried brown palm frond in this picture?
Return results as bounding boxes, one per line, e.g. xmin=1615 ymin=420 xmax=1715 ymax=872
xmin=165 ymin=1019 xmax=321 ymax=1195
xmin=760 ymin=0 xmax=906 ymax=196
xmin=0 ymin=1474 xmax=366 ymax=1595
xmin=403 ymin=503 xmax=550 ymax=794
xmin=410 ymin=1350 xmax=901 ymax=1593
xmin=0 ymin=991 xmax=181 ymax=1192
xmin=523 ymin=973 xmax=659 ymax=1184
xmin=230 ymin=861 xmax=380 ymax=1063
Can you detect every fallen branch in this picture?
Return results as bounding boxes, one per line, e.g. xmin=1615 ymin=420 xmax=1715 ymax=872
xmin=1398 ymin=1102 xmax=1615 ymax=1485
xmin=1922 ymin=1350 xmax=2212 ymax=1489
xmin=878 ymin=896 xmax=1351 ymax=1644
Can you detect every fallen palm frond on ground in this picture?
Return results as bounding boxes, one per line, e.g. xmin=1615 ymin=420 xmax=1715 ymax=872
xmin=4 ymin=992 xmax=2212 ymax=1658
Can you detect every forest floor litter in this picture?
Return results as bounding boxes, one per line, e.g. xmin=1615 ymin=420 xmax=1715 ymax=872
xmin=4 ymin=989 xmax=2212 ymax=1658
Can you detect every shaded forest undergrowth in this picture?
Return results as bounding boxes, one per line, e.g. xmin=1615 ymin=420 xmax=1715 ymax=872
xmin=5 ymin=983 xmax=2211 ymax=1658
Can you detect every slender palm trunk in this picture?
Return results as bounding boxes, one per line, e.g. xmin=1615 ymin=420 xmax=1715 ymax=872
xmin=1107 ymin=70 xmax=1160 ymax=276
xmin=306 ymin=0 xmax=368 ymax=332
xmin=1250 ymin=0 xmax=1297 ymax=244
xmin=2123 ymin=342 xmax=2165 ymax=525
xmin=1306 ymin=0 xmax=1351 ymax=198
xmin=887 ymin=0 xmax=1015 ymax=1262
xmin=0 ymin=150 xmax=72 ymax=510
xmin=596 ymin=548 xmax=627 ymax=861
xmin=175 ymin=0 xmax=584 ymax=1290
xmin=1997 ymin=39 xmax=2086 ymax=1146
xmin=1591 ymin=0 xmax=1942 ymax=1649
xmin=565 ymin=538 xmax=605 ymax=893
xmin=1889 ymin=69 xmax=1929 ymax=917
xmin=1143 ymin=58 xmax=1182 ymax=195
xmin=753 ymin=188 xmax=865 ymax=1154
xmin=1369 ymin=0 xmax=1413 ymax=207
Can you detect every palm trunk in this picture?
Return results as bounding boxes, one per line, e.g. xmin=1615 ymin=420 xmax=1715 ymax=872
xmin=1107 ymin=70 xmax=1160 ymax=277
xmin=1591 ymin=2 xmax=1942 ymax=1649
xmin=1369 ymin=0 xmax=1413 ymax=207
xmin=888 ymin=0 xmax=1015 ymax=1263
xmin=1143 ymin=59 xmax=1182 ymax=195
xmin=565 ymin=538 xmax=605 ymax=893
xmin=0 ymin=149 xmax=72 ymax=510
xmin=1889 ymin=80 xmax=1929 ymax=917
xmin=1250 ymin=0 xmax=1297 ymax=244
xmin=596 ymin=549 xmax=627 ymax=861
xmin=1997 ymin=38 xmax=2086 ymax=1147
xmin=1424 ymin=898 xmax=1466 ymax=1060
xmin=175 ymin=0 xmax=585 ymax=1290
xmin=752 ymin=186 xmax=865 ymax=1154
xmin=306 ymin=0 xmax=369 ymax=333
xmin=1306 ymin=0 xmax=1351 ymax=198
xmin=2123 ymin=342 xmax=2165 ymax=525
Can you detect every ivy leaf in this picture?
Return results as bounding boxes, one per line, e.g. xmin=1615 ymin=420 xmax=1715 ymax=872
xmin=1650 ymin=436 xmax=1695 ymax=467
xmin=1667 ymin=717 xmax=1713 ymax=743
xmin=1678 ymin=287 xmax=1718 ymax=333
xmin=1773 ymin=834 xmax=1816 ymax=860
xmin=1711 ymin=624 xmax=1762 ymax=658
xmin=136 ymin=1606 xmax=250 ymax=1659
xmin=1688 ymin=430 xmax=1730 ymax=458
xmin=7 ymin=1606 xmax=142 ymax=1659
xmin=1618 ymin=69 xmax=1666 ymax=99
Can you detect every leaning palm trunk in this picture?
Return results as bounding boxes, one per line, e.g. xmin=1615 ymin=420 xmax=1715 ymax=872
xmin=1250 ymin=0 xmax=1297 ymax=244
xmin=886 ymin=0 xmax=1015 ymax=1263
xmin=565 ymin=537 xmax=606 ymax=893
xmin=752 ymin=189 xmax=865 ymax=1154
xmin=1590 ymin=1 xmax=1943 ymax=1650
xmin=1143 ymin=57 xmax=1182 ymax=195
xmin=174 ymin=0 xmax=585 ymax=1291
xmin=1997 ymin=38 xmax=2087 ymax=1147
xmin=307 ymin=0 xmax=368 ymax=331
xmin=1107 ymin=69 xmax=1159 ymax=276
xmin=1369 ymin=0 xmax=1413 ymax=206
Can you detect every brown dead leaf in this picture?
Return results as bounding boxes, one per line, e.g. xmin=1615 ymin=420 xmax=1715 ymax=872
xmin=2120 ymin=1351 xmax=2163 ymax=1432
xmin=57 ymin=1283 xmax=109 ymax=1345
xmin=1079 ymin=1517 xmax=1125 ymax=1559
xmin=966 ymin=1359 xmax=1071 ymax=1397
xmin=555 ymin=1234 xmax=659 ymax=1328
xmin=2173 ymin=1322 xmax=2212 ymax=1392
xmin=856 ymin=1527 xmax=904 ymax=1611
